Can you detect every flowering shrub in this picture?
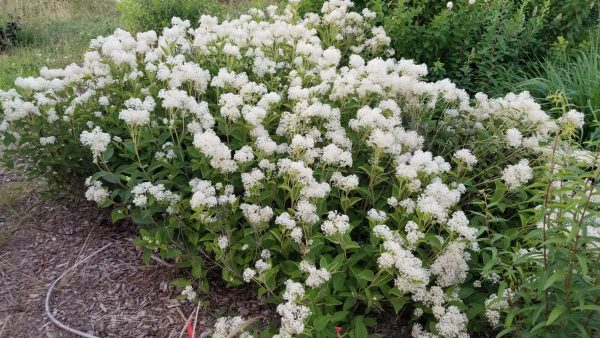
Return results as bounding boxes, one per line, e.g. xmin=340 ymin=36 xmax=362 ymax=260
xmin=1 ymin=0 xmax=598 ymax=336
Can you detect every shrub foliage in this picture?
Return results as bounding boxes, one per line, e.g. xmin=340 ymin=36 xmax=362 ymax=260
xmin=1 ymin=0 xmax=599 ymax=337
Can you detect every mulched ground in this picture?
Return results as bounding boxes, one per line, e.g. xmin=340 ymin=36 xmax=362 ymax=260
xmin=0 ymin=168 xmax=273 ymax=338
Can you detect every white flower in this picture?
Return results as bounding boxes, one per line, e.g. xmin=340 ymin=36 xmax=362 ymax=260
xmin=80 ymin=127 xmax=111 ymax=163
xmin=367 ymin=209 xmax=387 ymax=222
xmin=276 ymin=212 xmax=296 ymax=229
xmin=255 ymin=259 xmax=271 ymax=273
xmin=485 ymin=293 xmax=509 ymax=327
xmin=131 ymin=182 xmax=180 ymax=208
xmin=446 ymin=211 xmax=477 ymax=241
xmin=290 ymin=227 xmax=303 ymax=243
xmin=373 ymin=224 xmax=393 ymax=241
xmin=501 ymin=159 xmax=533 ymax=190
xmin=213 ymin=316 xmax=245 ymax=338
xmin=217 ymin=235 xmax=229 ymax=250
xmin=84 ymin=178 xmax=110 ymax=203
xmin=299 ymin=261 xmax=330 ymax=287
xmin=241 ymin=168 xmax=265 ymax=194
xmin=431 ymin=242 xmax=469 ymax=287
xmin=558 ymin=109 xmax=585 ymax=129
xmin=240 ymin=203 xmax=273 ymax=225
xmin=118 ymin=96 xmax=155 ymax=126
xmin=234 ymin=145 xmax=255 ymax=163
xmin=190 ymin=179 xmax=218 ymax=209
xmin=321 ymin=143 xmax=352 ymax=167
xmin=193 ymin=129 xmax=237 ymax=173
xmin=243 ymin=268 xmax=256 ymax=282
xmin=446 ymin=1 xmax=454 ymax=9
xmin=181 ymin=285 xmax=197 ymax=302
xmin=330 ymin=172 xmax=359 ymax=191
xmin=40 ymin=136 xmax=56 ymax=145
xmin=282 ymin=279 xmax=304 ymax=301
xmin=453 ymin=149 xmax=477 ymax=168
xmin=321 ymin=211 xmax=350 ymax=236
xmin=505 ymin=128 xmax=522 ymax=148
xmin=435 ymin=306 xmax=468 ymax=338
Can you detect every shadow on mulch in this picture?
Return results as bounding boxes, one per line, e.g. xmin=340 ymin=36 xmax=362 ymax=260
xmin=0 ymin=169 xmax=274 ymax=338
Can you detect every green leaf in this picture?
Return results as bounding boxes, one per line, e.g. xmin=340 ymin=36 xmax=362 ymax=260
xmin=187 ymin=231 xmax=199 ymax=246
xmin=546 ymin=305 xmax=565 ymax=326
xmin=331 ymin=311 xmax=349 ymax=322
xmin=111 ymin=209 xmax=127 ymax=223
xmin=313 ymin=314 xmax=331 ymax=331
xmin=390 ymin=297 xmax=406 ymax=313
xmin=352 ymin=318 xmax=368 ymax=337
xmin=543 ymin=272 xmax=562 ymax=290
xmin=357 ymin=270 xmax=374 ymax=282
xmin=332 ymin=274 xmax=346 ymax=292
xmin=171 ymin=278 xmax=191 ymax=288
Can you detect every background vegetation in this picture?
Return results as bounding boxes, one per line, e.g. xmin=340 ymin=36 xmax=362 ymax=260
xmin=0 ymin=0 xmax=120 ymax=89
xmin=502 ymin=29 xmax=600 ymax=143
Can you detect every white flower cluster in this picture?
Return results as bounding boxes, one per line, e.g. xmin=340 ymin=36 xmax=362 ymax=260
xmin=189 ymin=179 xmax=236 ymax=211
xmin=321 ymin=211 xmax=350 ymax=236
xmin=181 ymin=285 xmax=197 ymax=302
xmin=484 ymin=292 xmax=510 ymax=327
xmin=299 ymin=261 xmax=331 ymax=287
xmin=275 ymin=212 xmax=303 ymax=244
xmin=213 ymin=316 xmax=245 ymax=338
xmin=119 ymin=96 xmax=155 ymax=126
xmin=274 ymin=280 xmax=311 ymax=338
xmin=453 ymin=149 xmax=477 ymax=169
xmin=40 ymin=136 xmax=56 ymax=145
xmin=501 ymin=159 xmax=533 ymax=190
xmin=80 ymin=127 xmax=111 ymax=163
xmin=84 ymin=177 xmax=110 ymax=203
xmin=557 ymin=109 xmax=585 ymax=129
xmin=240 ymin=203 xmax=274 ymax=226
xmin=131 ymin=182 xmax=180 ymax=211
xmin=217 ymin=235 xmax=229 ymax=250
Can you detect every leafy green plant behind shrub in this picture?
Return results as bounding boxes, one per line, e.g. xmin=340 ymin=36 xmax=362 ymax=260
xmin=503 ymin=29 xmax=600 ymax=143
xmin=1 ymin=0 xmax=599 ymax=337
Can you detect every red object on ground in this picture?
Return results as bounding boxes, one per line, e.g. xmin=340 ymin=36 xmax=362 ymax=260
xmin=335 ymin=326 xmax=343 ymax=337
xmin=186 ymin=321 xmax=194 ymax=338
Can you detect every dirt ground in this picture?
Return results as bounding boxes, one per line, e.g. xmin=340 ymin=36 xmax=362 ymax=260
xmin=0 ymin=168 xmax=273 ymax=338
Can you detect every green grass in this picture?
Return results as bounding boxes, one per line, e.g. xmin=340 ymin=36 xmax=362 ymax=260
xmin=0 ymin=0 xmax=120 ymax=89
xmin=118 ymin=0 xmax=276 ymax=33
